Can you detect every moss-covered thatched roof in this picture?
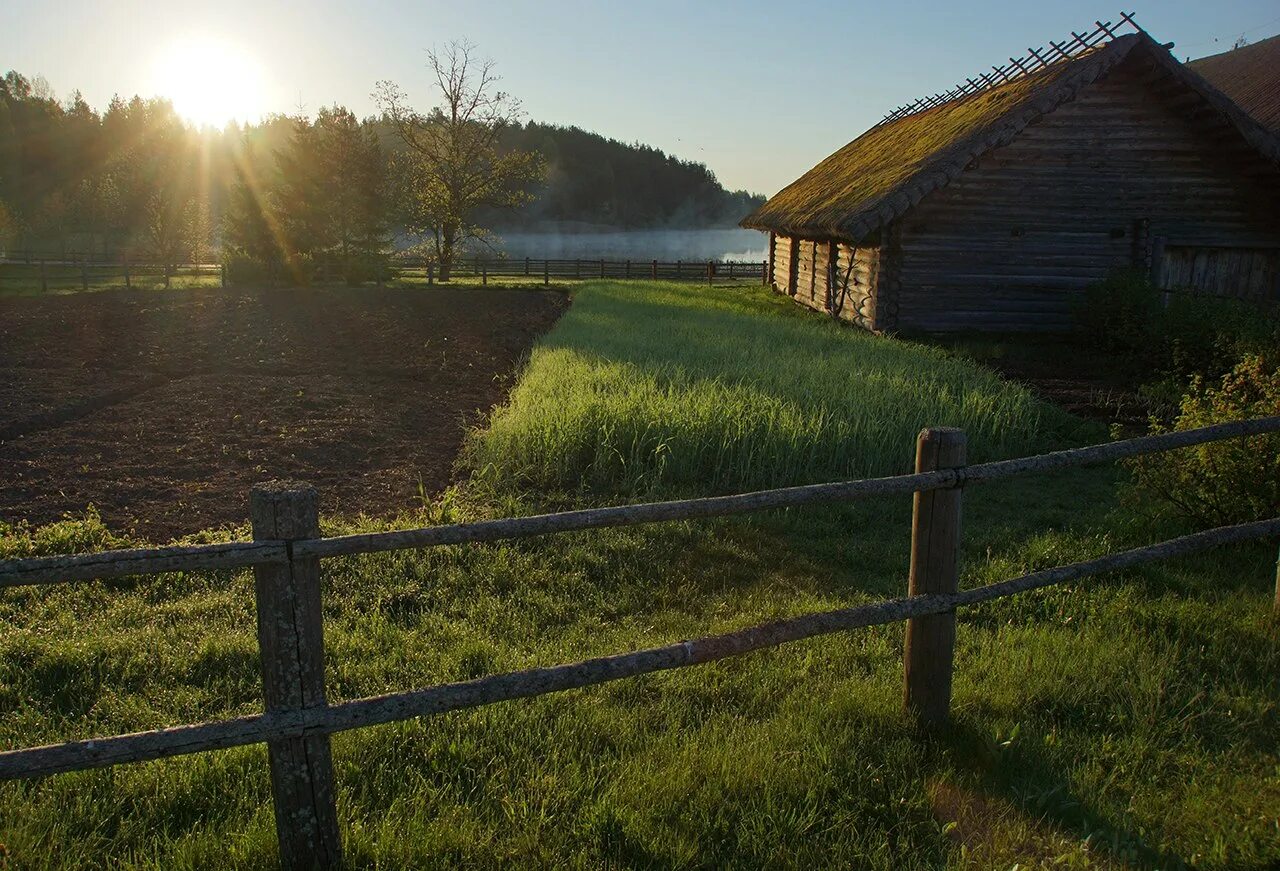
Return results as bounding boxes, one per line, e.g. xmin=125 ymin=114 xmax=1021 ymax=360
xmin=742 ymin=34 xmax=1280 ymax=244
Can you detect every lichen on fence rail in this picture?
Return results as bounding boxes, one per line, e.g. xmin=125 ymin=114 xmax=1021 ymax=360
xmin=0 ymin=540 xmax=287 ymax=588
xmin=2 ymin=515 xmax=1275 ymax=782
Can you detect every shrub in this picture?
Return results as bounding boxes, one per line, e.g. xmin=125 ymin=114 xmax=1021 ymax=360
xmin=340 ymin=252 xmax=392 ymax=286
xmin=224 ymin=254 xmax=278 ymax=288
xmin=1155 ymin=294 xmax=1280 ymax=384
xmin=1125 ymin=354 xmax=1280 ymax=525
xmin=1077 ymin=270 xmax=1280 ymax=408
xmin=1075 ymin=268 xmax=1161 ymax=354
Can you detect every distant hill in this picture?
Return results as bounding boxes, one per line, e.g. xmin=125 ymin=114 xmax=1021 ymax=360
xmin=481 ymin=121 xmax=764 ymax=231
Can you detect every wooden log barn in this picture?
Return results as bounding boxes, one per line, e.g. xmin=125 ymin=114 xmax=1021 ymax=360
xmin=741 ymin=17 xmax=1280 ymax=332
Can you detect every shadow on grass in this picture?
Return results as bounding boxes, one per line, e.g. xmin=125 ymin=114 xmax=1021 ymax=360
xmin=930 ymin=719 xmax=1194 ymax=870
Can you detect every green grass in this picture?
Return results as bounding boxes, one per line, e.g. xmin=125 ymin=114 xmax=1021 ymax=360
xmin=468 ymin=281 xmax=1084 ymax=495
xmin=1 ymin=281 xmax=1277 ymax=869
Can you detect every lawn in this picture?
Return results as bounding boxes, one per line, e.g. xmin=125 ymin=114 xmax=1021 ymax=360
xmin=1 ymin=281 xmax=1276 ymax=869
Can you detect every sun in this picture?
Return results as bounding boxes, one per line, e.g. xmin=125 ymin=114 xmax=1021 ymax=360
xmin=149 ymin=35 xmax=268 ymax=127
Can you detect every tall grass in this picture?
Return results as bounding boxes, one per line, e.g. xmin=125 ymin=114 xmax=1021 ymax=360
xmin=468 ymin=281 xmax=1082 ymax=495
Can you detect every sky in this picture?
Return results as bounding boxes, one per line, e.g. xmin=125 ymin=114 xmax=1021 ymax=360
xmin=4 ymin=0 xmax=1279 ymax=195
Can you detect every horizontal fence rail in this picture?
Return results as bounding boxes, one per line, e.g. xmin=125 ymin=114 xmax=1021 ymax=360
xmin=1 ymin=415 xmax=1278 ymax=868
xmin=4 ymin=415 xmax=1276 ymax=588
xmin=296 ymin=415 xmax=1280 ymax=560
xmin=0 ymin=540 xmax=285 ymax=588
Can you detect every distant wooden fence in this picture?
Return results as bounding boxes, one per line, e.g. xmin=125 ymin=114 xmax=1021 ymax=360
xmin=0 ymin=252 xmax=224 ymax=291
xmin=392 ymin=256 xmax=768 ymax=286
xmin=0 ymin=252 xmax=769 ymax=290
xmin=1 ymin=417 xmax=1278 ymax=868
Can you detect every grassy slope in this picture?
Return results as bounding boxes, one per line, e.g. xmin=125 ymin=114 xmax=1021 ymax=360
xmin=1 ymin=281 xmax=1276 ymax=869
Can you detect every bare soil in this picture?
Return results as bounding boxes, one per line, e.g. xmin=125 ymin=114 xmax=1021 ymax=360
xmin=0 ymin=287 xmax=568 ymax=538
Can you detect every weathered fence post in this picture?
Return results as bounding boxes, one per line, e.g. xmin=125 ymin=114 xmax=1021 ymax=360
xmin=904 ymin=427 xmax=966 ymax=729
xmin=707 ymin=261 xmax=714 ymax=286
xmin=599 ymin=258 xmax=605 ymax=279
xmin=250 ymin=483 xmax=342 ymax=869
xmin=762 ymin=260 xmax=768 ymax=286
xmin=676 ymin=259 xmax=682 ymax=278
xmin=651 ymin=259 xmax=658 ymax=280
xmin=626 ymin=259 xmax=631 ymax=279
xmin=575 ymin=258 xmax=581 ymax=280
xmin=543 ymin=259 xmax=549 ymax=286
xmin=524 ymin=256 xmax=530 ymax=276
xmin=482 ymin=259 xmax=488 ymax=285
xmin=123 ymin=255 xmax=131 ymax=289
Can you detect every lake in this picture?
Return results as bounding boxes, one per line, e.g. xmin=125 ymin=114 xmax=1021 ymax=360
xmin=485 ymin=228 xmax=769 ymax=262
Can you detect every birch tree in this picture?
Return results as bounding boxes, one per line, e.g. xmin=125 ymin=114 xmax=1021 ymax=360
xmin=375 ymin=40 xmax=543 ymax=280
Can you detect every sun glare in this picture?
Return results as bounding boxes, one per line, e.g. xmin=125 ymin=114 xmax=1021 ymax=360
xmin=149 ymin=35 xmax=268 ymax=127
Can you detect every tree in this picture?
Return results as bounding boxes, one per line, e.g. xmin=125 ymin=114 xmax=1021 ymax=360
xmin=102 ymin=96 xmax=207 ymax=281
xmin=0 ymin=199 xmax=14 ymax=253
xmin=275 ymin=107 xmax=387 ymax=283
xmin=375 ymin=40 xmax=544 ymax=280
xmin=224 ymin=138 xmax=285 ymax=282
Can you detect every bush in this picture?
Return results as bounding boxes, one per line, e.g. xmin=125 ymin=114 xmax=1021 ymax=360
xmin=1125 ymin=354 xmax=1280 ymax=525
xmin=1075 ymin=268 xmax=1161 ymax=354
xmin=340 ymin=252 xmax=392 ymax=286
xmin=1077 ymin=270 xmax=1280 ymax=409
xmin=224 ymin=254 xmax=279 ymax=288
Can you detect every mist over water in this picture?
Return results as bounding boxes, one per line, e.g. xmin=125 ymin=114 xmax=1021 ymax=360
xmin=485 ymin=229 xmax=769 ymax=262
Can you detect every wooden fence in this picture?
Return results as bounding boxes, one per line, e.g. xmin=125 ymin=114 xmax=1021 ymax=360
xmin=0 ymin=252 xmax=769 ymax=290
xmin=388 ymin=256 xmax=768 ymax=285
xmin=0 ymin=252 xmax=224 ymax=291
xmin=1 ymin=416 xmax=1278 ymax=868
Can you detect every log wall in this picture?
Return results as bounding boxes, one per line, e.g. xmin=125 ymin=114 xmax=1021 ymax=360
xmin=891 ymin=54 xmax=1280 ymax=332
xmin=768 ymin=235 xmax=881 ymax=330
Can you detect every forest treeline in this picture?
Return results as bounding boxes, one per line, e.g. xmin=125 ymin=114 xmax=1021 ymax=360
xmin=0 ymin=70 xmax=762 ymax=279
